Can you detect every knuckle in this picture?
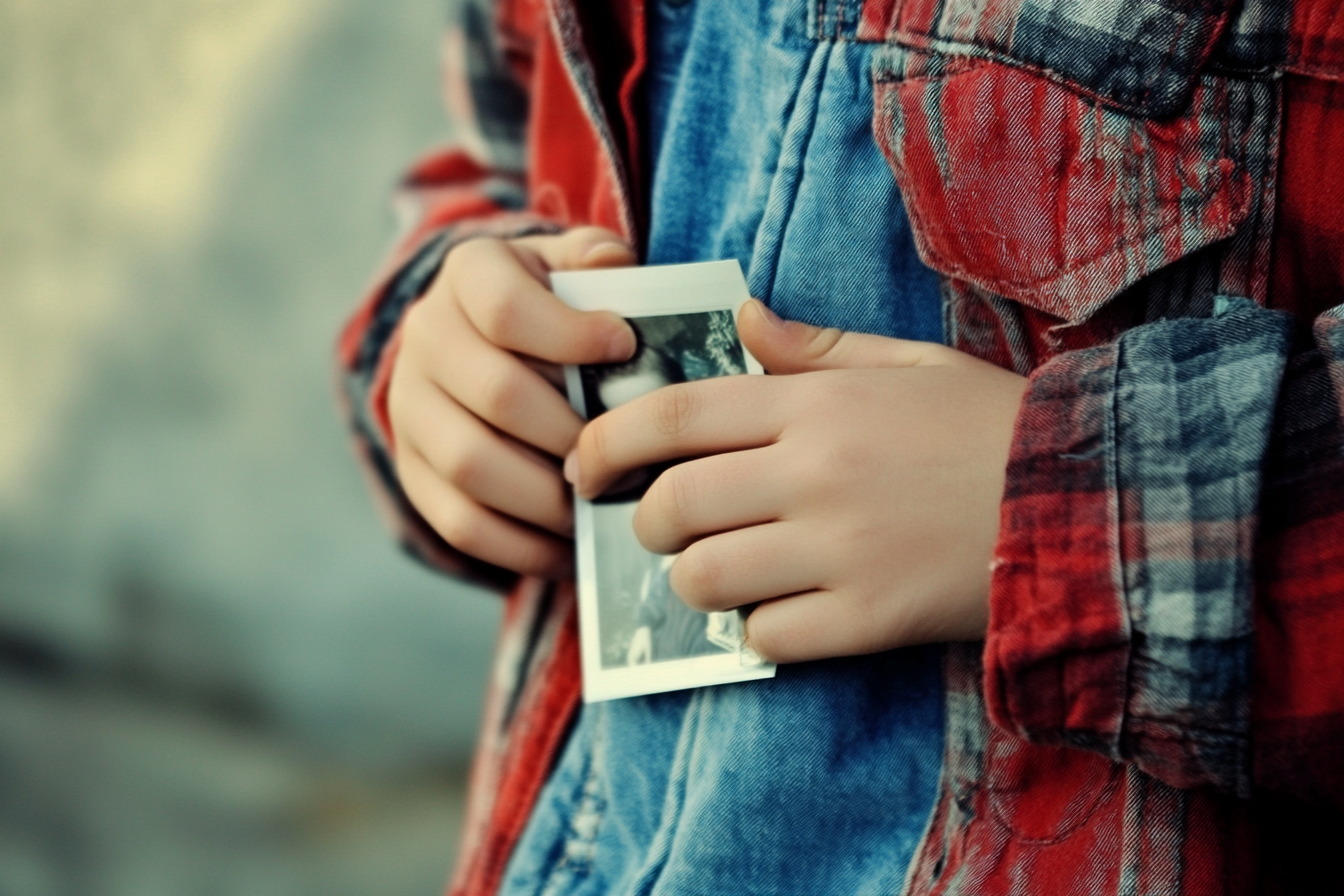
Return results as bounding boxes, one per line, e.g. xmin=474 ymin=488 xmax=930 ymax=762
xmin=562 ymin=225 xmax=605 ymax=250
xmin=743 ymin=611 xmax=781 ymax=662
xmin=503 ymin=236 xmax=556 ymax=273
xmin=582 ymin=419 xmax=613 ymax=476
xmin=437 ymin=441 xmax=484 ymax=491
xmin=653 ymin=384 xmax=699 ymax=440
xmin=430 ymin=498 xmax=478 ymax=552
xmin=788 ymin=444 xmax=830 ymax=491
xmin=672 ymin=543 xmax=724 ymax=608
xmin=410 ymin=290 xmax=458 ymax=340
xmin=666 ymin=467 xmax=699 ymax=530
xmin=477 ymin=366 xmax=525 ymax=421
xmin=445 ymin=236 xmax=495 ymax=273
xmin=477 ymin=283 xmax=525 ymax=344
xmin=648 ymin=466 xmax=695 ymax=536
xmin=847 ymin=588 xmax=896 ymax=655
xmin=400 ymin=300 xmax=442 ymax=354
xmin=567 ymin=225 xmax=609 ymax=241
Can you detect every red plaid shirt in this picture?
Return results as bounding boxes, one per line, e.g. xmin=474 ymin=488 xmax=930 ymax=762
xmin=338 ymin=1 xmax=1344 ymax=892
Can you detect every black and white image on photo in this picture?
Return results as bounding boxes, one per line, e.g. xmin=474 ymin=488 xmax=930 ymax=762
xmin=580 ymin=311 xmax=743 ymax=503
xmin=578 ymin=310 xmax=751 ymax=670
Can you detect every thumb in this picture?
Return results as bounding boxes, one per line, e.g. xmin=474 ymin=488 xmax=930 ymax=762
xmin=737 ymin=299 xmax=949 ymax=373
xmin=516 ymin=226 xmax=637 ymax=272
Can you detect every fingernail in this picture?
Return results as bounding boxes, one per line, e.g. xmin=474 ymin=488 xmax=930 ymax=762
xmin=607 ymin=317 xmax=636 ymax=359
xmin=581 ymin=241 xmax=632 ymax=264
xmin=563 ymin=450 xmax=579 ymax=487
xmin=752 ymin=299 xmax=785 ymax=328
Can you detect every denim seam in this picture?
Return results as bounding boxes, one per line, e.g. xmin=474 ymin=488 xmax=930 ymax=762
xmin=628 ymin=689 xmax=706 ymax=896
xmin=748 ymin=41 xmax=832 ymax=302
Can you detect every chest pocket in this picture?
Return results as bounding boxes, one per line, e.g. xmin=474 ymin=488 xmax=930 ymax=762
xmin=862 ymin=0 xmax=1278 ymax=324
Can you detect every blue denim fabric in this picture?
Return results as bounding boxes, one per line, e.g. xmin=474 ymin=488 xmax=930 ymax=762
xmin=501 ymin=2 xmax=946 ymax=893
xmin=643 ymin=1 xmax=943 ymax=338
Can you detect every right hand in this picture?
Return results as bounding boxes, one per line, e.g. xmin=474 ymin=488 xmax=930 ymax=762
xmin=388 ymin=227 xmax=637 ymax=578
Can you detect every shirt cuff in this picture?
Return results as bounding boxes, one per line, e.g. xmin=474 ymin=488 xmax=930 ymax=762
xmin=985 ymin=297 xmax=1292 ymax=796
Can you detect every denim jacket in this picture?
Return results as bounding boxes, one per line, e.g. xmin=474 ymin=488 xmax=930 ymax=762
xmin=338 ymin=1 xmax=1344 ymax=892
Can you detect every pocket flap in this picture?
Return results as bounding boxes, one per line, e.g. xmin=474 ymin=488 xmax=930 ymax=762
xmin=856 ymin=0 xmax=1237 ymax=117
xmin=872 ymin=47 xmax=1273 ymax=323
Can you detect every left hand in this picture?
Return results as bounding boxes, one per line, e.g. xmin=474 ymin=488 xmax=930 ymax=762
xmin=566 ymin=300 xmax=1029 ymax=663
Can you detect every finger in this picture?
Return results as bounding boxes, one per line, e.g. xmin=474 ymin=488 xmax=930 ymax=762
xmin=396 ymin=383 xmax=574 ymax=536
xmin=744 ymin=588 xmax=907 ymax=664
xmin=512 ymin=226 xmax=636 ymax=270
xmin=569 ymin=376 xmax=783 ymax=500
xmin=520 ymin=356 xmax=567 ymax=391
xmin=448 ymin=238 xmax=636 ymax=364
xmin=633 ymin=447 xmax=788 ymax=554
xmin=668 ymin=522 xmax=827 ymax=613
xmin=737 ymin=299 xmax=956 ymax=374
xmin=398 ymin=448 xmax=574 ymax=579
xmin=430 ymin=316 xmax=585 ymax=457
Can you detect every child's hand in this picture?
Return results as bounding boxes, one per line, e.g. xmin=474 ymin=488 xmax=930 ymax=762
xmin=387 ymin=227 xmax=636 ymax=579
xmin=565 ymin=300 xmax=1029 ymax=662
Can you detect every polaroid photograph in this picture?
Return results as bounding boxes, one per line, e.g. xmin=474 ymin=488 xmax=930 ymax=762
xmin=550 ymin=260 xmax=777 ymax=703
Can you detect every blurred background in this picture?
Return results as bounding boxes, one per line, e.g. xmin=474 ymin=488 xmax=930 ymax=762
xmin=0 ymin=0 xmax=503 ymax=892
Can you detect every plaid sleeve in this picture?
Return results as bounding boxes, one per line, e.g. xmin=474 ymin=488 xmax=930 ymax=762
xmin=335 ymin=0 xmax=559 ymax=589
xmin=1251 ymin=306 xmax=1344 ymax=807
xmin=984 ymin=296 xmax=1344 ymax=800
